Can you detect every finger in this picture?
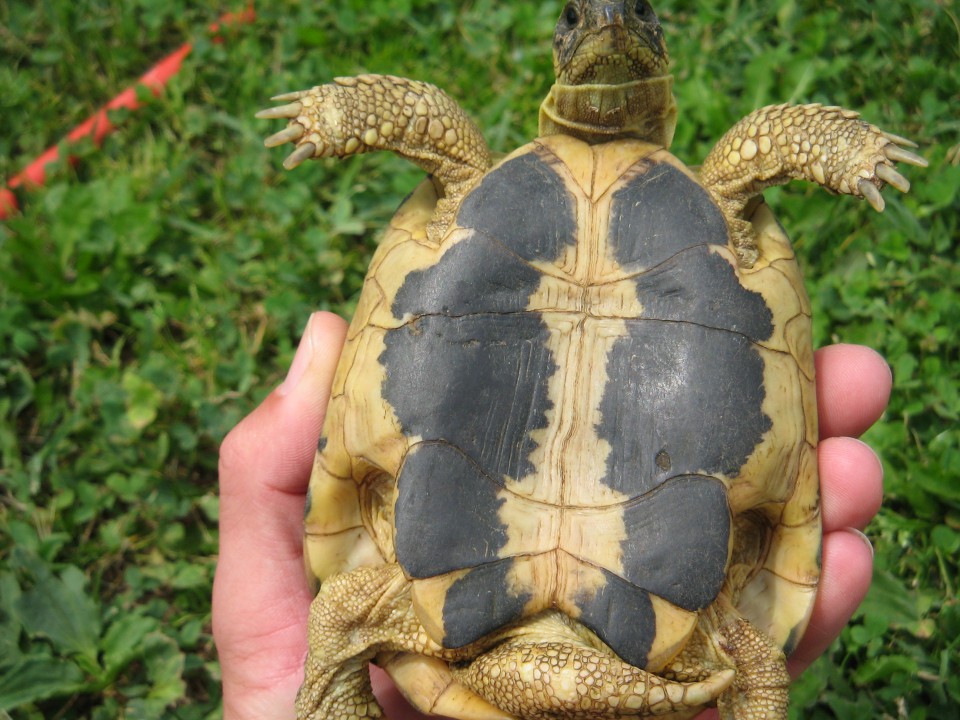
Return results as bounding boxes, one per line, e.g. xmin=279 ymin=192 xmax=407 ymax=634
xmin=221 ymin=311 xmax=349 ymax=500
xmin=213 ymin=312 xmax=347 ymax=716
xmin=786 ymin=528 xmax=874 ymax=675
xmin=217 ymin=310 xmax=346 ymax=575
xmin=818 ymin=436 xmax=884 ymax=532
xmin=815 ymin=344 xmax=892 ymax=439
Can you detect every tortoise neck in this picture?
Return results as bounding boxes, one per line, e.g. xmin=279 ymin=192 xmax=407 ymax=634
xmin=538 ymin=75 xmax=677 ymax=148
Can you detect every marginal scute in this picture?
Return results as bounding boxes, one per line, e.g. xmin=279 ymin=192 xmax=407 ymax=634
xmin=780 ymin=444 xmax=820 ymax=527
xmin=338 ymin=328 xmax=409 ymax=478
xmin=737 ymin=567 xmax=819 ymax=650
xmin=784 ymin=313 xmax=815 ymax=381
xmin=763 ymin=520 xmax=822 ymax=587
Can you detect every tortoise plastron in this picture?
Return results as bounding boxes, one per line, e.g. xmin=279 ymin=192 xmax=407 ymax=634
xmin=259 ymin=1 xmax=925 ymax=718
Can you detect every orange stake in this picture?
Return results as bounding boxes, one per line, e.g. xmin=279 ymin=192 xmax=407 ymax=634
xmin=0 ymin=5 xmax=256 ymax=219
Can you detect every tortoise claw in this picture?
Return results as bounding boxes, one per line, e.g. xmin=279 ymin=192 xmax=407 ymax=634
xmin=883 ymin=144 xmax=928 ymax=168
xmin=859 ymin=179 xmax=886 ymax=212
xmin=264 ymin=124 xmax=305 ymax=148
xmin=881 ymin=130 xmax=918 ymax=148
xmin=284 ymin=142 xmax=317 ymax=170
xmin=255 ymin=102 xmax=303 ymax=120
xmin=875 ymin=163 xmax=911 ymax=193
xmin=270 ymin=90 xmax=309 ymax=102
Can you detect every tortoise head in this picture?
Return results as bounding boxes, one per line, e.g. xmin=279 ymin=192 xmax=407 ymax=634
xmin=552 ymin=0 xmax=669 ymax=85
xmin=539 ymin=0 xmax=677 ymax=147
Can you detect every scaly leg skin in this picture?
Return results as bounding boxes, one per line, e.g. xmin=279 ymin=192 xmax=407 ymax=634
xmin=698 ymin=103 xmax=928 ymax=267
xmin=714 ymin=618 xmax=790 ymax=720
xmin=257 ymin=75 xmax=492 ymax=242
xmin=666 ymin=603 xmax=789 ymax=720
xmin=296 ymin=563 xmax=463 ymax=720
xmin=451 ymin=613 xmax=735 ymax=719
xmin=297 ymin=565 xmax=734 ymax=720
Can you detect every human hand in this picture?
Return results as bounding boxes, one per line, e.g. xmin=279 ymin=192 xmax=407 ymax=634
xmin=213 ymin=312 xmax=348 ymax=720
xmin=213 ymin=312 xmax=888 ymax=720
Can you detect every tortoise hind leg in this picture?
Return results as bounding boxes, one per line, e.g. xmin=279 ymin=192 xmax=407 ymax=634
xmin=257 ymin=75 xmax=492 ymax=242
xmin=298 ymin=563 xmax=511 ymax=720
xmin=698 ymin=103 xmax=927 ymax=267
xmin=299 ymin=566 xmax=735 ymax=720
xmin=451 ymin=614 xmax=734 ymax=719
xmin=714 ymin=616 xmax=790 ymax=720
xmin=669 ymin=602 xmax=789 ymax=720
xmin=297 ymin=563 xmax=459 ymax=719
xmin=296 ymin=565 xmax=392 ymax=720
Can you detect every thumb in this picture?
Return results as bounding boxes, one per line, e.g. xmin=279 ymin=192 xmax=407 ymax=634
xmin=214 ymin=311 xmax=347 ymax=719
xmin=217 ymin=310 xmax=347 ymax=578
xmin=221 ymin=311 xmax=348 ymax=501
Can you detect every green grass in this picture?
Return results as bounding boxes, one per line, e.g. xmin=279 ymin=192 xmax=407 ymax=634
xmin=1 ymin=0 xmax=958 ymax=718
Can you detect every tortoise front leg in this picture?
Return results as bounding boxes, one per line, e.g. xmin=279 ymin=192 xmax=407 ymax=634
xmin=257 ymin=75 xmax=492 ymax=242
xmin=698 ymin=103 xmax=927 ymax=266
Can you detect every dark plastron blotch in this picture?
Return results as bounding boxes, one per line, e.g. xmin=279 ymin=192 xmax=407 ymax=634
xmin=573 ymin=158 xmax=776 ymax=667
xmin=455 ymin=151 xmax=581 ymax=263
xmin=609 ymin=161 xmax=729 ymax=269
xmin=573 ymin=478 xmax=732 ymax=669
xmin=607 ymin=160 xmax=774 ymax=486
xmin=387 ymin=151 xmax=577 ymax=648
xmin=610 ymin=160 xmax=775 ymax=340
xmin=600 ymin=159 xmax=775 ymax=490
xmin=393 ymin=443 xmax=534 ymax=647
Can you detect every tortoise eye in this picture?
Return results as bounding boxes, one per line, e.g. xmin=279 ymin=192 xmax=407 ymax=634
xmin=635 ymin=1 xmax=651 ymax=18
xmin=564 ymin=4 xmax=579 ymax=26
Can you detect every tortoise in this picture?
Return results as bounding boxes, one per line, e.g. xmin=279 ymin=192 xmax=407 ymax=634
xmin=257 ymin=2 xmax=925 ymax=718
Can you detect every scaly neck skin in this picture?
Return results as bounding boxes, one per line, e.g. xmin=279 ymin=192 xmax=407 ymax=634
xmin=538 ymin=75 xmax=677 ymax=147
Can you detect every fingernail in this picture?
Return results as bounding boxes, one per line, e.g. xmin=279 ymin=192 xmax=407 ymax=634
xmin=844 ymin=527 xmax=875 ymax=559
xmin=278 ymin=313 xmax=318 ymax=396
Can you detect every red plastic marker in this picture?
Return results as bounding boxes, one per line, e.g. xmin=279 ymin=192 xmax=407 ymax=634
xmin=0 ymin=6 xmax=256 ymax=220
